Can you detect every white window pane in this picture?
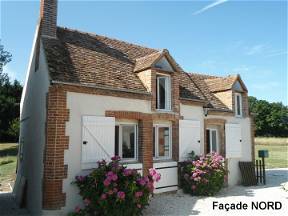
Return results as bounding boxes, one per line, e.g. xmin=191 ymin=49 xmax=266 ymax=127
xmin=158 ymin=127 xmax=170 ymax=157
xmin=122 ymin=125 xmax=135 ymax=159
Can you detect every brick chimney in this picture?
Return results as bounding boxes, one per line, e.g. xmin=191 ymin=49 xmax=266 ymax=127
xmin=40 ymin=0 xmax=57 ymax=38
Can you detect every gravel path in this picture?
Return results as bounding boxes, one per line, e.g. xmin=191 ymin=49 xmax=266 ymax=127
xmin=144 ymin=168 xmax=288 ymax=216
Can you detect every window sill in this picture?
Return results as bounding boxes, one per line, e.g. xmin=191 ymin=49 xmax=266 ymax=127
xmin=153 ymin=158 xmax=175 ymax=163
xmin=120 ymin=160 xmax=140 ymax=165
xmin=156 ymin=109 xmax=173 ymax=113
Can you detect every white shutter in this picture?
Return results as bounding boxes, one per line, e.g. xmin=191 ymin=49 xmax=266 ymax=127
xmin=179 ymin=120 xmax=201 ymax=161
xmin=225 ymin=123 xmax=242 ymax=158
xmin=82 ymin=116 xmax=115 ymax=169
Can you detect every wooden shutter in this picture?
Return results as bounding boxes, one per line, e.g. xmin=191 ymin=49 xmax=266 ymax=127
xmin=82 ymin=116 xmax=115 ymax=169
xmin=179 ymin=120 xmax=201 ymax=161
xmin=225 ymin=123 xmax=242 ymax=158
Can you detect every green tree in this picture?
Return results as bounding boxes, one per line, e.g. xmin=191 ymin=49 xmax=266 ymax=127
xmin=0 ymin=41 xmax=22 ymax=142
xmin=249 ymin=96 xmax=288 ymax=137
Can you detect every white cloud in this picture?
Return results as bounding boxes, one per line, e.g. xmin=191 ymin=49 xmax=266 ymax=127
xmin=193 ymin=0 xmax=228 ymax=15
xmin=232 ymin=65 xmax=251 ymax=73
xmin=265 ymin=50 xmax=288 ymax=58
xmin=244 ymin=44 xmax=267 ymax=56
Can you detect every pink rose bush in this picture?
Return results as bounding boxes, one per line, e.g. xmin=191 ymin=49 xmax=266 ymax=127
xmin=69 ymin=156 xmax=160 ymax=216
xmin=180 ymin=152 xmax=227 ymax=196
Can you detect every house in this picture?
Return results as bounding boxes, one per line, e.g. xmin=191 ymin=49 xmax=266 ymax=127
xmin=14 ymin=0 xmax=255 ymax=215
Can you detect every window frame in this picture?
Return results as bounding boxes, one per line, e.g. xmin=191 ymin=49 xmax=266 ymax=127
xmin=153 ymin=124 xmax=172 ymax=160
xmin=207 ymin=128 xmax=219 ymax=153
xmin=115 ymin=122 xmax=138 ymax=162
xmin=235 ymin=92 xmax=243 ymax=117
xmin=156 ymin=74 xmax=171 ymax=111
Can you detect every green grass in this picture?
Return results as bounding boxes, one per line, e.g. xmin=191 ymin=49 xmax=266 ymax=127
xmin=0 ymin=143 xmax=18 ymax=191
xmin=255 ymin=137 xmax=288 ymax=168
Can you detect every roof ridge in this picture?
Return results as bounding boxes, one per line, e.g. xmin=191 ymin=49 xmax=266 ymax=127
xmin=57 ymin=26 xmax=160 ymax=52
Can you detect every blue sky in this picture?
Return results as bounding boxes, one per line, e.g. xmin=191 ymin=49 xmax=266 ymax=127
xmin=1 ymin=0 xmax=287 ymax=104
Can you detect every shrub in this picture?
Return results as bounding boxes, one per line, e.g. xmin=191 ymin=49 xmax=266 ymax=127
xmin=69 ymin=156 xmax=160 ymax=216
xmin=179 ymin=152 xmax=227 ymax=196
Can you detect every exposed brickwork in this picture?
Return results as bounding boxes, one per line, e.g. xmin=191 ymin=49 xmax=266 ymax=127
xmin=43 ymin=85 xmax=69 ymax=209
xmin=172 ymin=120 xmax=179 ymax=161
xmin=204 ymin=119 xmax=226 ymax=156
xmin=40 ymin=0 xmax=57 ymax=38
xmin=138 ymin=120 xmax=153 ymax=175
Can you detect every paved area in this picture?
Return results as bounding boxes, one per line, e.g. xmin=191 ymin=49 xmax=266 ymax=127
xmin=144 ymin=168 xmax=288 ymax=216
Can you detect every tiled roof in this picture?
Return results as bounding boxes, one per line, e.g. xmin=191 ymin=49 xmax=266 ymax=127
xmin=188 ymin=73 xmax=230 ymax=110
xmin=42 ymin=27 xmax=159 ymax=92
xmin=42 ymin=27 xmax=237 ymax=110
xmin=134 ymin=51 xmax=162 ymax=72
xmin=204 ymin=75 xmax=238 ymax=92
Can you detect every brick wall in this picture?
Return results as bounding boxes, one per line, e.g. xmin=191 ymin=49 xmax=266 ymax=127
xmin=40 ymin=0 xmax=57 ymax=38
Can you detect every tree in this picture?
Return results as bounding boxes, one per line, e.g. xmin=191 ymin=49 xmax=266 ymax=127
xmin=249 ymin=96 xmax=288 ymax=137
xmin=0 ymin=41 xmax=22 ymax=142
xmin=0 ymin=40 xmax=12 ymax=73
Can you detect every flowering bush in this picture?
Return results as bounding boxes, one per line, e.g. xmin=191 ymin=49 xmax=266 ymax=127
xmin=180 ymin=152 xmax=227 ymax=196
xmin=69 ymin=156 xmax=160 ymax=216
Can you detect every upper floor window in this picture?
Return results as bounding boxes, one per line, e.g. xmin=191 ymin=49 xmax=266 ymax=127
xmin=115 ymin=123 xmax=138 ymax=161
xmin=156 ymin=75 xmax=171 ymax=110
xmin=235 ymin=93 xmax=242 ymax=117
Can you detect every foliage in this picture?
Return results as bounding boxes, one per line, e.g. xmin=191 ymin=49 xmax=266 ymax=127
xmin=0 ymin=41 xmax=12 ymax=73
xmin=69 ymin=156 xmax=161 ymax=216
xmin=179 ymin=152 xmax=227 ymax=196
xmin=0 ymin=42 xmax=22 ymax=142
xmin=249 ymin=96 xmax=288 ymax=137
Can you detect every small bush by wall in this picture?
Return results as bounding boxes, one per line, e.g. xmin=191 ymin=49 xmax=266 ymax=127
xmin=179 ymin=152 xmax=227 ymax=196
xmin=69 ymin=156 xmax=160 ymax=216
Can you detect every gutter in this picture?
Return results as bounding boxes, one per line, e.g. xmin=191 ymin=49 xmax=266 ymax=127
xmin=50 ymin=80 xmax=152 ymax=96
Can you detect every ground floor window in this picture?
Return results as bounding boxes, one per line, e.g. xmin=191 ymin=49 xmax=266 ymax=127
xmin=153 ymin=124 xmax=172 ymax=159
xmin=115 ymin=123 xmax=138 ymax=161
xmin=206 ymin=128 xmax=218 ymax=154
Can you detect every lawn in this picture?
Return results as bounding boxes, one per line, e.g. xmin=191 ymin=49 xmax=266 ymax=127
xmin=255 ymin=137 xmax=288 ymax=168
xmin=0 ymin=143 xmax=18 ymax=192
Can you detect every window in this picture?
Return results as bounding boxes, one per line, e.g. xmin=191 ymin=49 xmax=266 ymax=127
xmin=235 ymin=93 xmax=242 ymax=117
xmin=156 ymin=75 xmax=171 ymax=110
xmin=153 ymin=124 xmax=172 ymax=159
xmin=205 ymin=128 xmax=219 ymax=154
xmin=115 ymin=123 xmax=137 ymax=161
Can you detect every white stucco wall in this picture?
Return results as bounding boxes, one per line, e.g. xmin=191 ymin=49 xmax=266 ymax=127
xmin=180 ymin=104 xmax=252 ymax=187
xmin=61 ymin=92 xmax=151 ymax=214
xmin=14 ymin=33 xmax=50 ymax=215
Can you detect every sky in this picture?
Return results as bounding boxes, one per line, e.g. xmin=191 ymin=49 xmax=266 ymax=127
xmin=1 ymin=0 xmax=287 ymax=104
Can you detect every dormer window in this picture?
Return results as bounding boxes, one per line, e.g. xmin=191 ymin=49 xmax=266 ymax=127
xmin=235 ymin=93 xmax=242 ymax=117
xmin=156 ymin=75 xmax=171 ymax=110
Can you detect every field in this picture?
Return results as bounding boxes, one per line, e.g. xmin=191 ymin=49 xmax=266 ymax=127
xmin=0 ymin=143 xmax=18 ymax=192
xmin=255 ymin=137 xmax=288 ymax=168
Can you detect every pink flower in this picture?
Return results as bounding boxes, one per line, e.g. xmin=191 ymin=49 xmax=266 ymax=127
xmin=103 ymin=178 xmax=111 ymax=187
xmin=84 ymin=198 xmax=91 ymax=206
xmin=113 ymin=188 xmax=118 ymax=193
xmin=191 ymin=185 xmax=197 ymax=190
xmin=117 ymin=191 xmax=125 ymax=200
xmin=137 ymin=178 xmax=146 ymax=186
xmin=100 ymin=193 xmax=107 ymax=200
xmin=107 ymin=190 xmax=113 ymax=195
xmin=75 ymin=206 xmax=81 ymax=213
xmin=123 ymin=169 xmax=133 ymax=176
xmin=149 ymin=168 xmax=157 ymax=176
xmin=111 ymin=155 xmax=121 ymax=161
xmin=76 ymin=175 xmax=85 ymax=182
xmin=135 ymin=191 xmax=143 ymax=198
xmin=137 ymin=204 xmax=142 ymax=209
